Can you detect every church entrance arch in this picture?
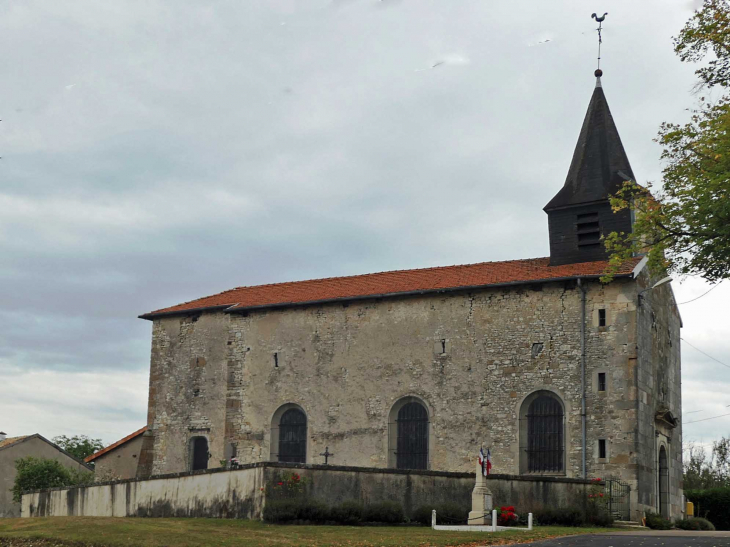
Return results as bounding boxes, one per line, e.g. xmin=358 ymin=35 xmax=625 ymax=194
xmin=658 ymin=446 xmax=669 ymax=518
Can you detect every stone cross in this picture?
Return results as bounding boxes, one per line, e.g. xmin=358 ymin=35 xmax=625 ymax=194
xmin=468 ymin=460 xmax=493 ymax=525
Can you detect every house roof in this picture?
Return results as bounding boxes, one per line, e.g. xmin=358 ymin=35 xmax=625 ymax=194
xmin=141 ymin=256 xmax=643 ymax=319
xmin=85 ymin=426 xmax=147 ymax=463
xmin=0 ymin=435 xmax=29 ymax=450
xmin=0 ymin=434 xmax=94 ymax=470
xmin=544 ymin=76 xmax=635 ymax=211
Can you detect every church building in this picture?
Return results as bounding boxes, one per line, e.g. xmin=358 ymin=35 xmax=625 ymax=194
xmin=137 ymin=71 xmax=683 ymax=521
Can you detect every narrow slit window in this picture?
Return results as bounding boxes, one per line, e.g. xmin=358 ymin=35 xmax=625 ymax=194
xmin=598 ymin=439 xmax=607 ymax=459
xmin=274 ymin=352 xmax=279 ymax=368
xmin=441 ymin=339 xmax=446 ymax=354
xmin=598 ymin=309 xmax=606 ymax=327
xmin=598 ymin=373 xmax=606 ymax=392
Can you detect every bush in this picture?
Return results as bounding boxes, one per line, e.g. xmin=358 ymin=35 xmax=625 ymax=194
xmin=675 ymin=517 xmax=715 ymax=531
xmin=263 ymin=499 xmax=302 ymax=523
xmin=12 ymin=457 xmax=94 ymax=502
xmin=330 ymin=500 xmax=363 ymax=525
xmin=533 ymin=507 xmax=585 ymax=527
xmin=686 ymin=487 xmax=730 ymax=530
xmin=645 ymin=512 xmax=672 ymax=530
xmin=298 ymin=499 xmax=330 ymax=523
xmin=363 ymin=501 xmax=405 ymax=524
xmin=411 ymin=502 xmax=469 ymax=525
xmin=585 ymin=502 xmax=614 ymax=527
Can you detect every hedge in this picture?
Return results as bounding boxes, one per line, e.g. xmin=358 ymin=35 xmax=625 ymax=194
xmin=686 ymin=488 xmax=730 ymax=530
xmin=263 ymin=499 xmax=405 ymax=525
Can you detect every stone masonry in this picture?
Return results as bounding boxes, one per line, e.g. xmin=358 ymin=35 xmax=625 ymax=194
xmin=141 ymin=268 xmax=682 ymax=520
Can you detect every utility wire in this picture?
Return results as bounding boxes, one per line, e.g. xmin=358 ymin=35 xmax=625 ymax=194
xmin=685 ymin=412 xmax=730 ymax=425
xmin=678 ymin=282 xmax=722 ymax=305
xmin=681 ymin=338 xmax=730 ymax=371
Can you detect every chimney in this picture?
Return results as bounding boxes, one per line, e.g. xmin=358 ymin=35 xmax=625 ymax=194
xmin=0 ymin=432 xmax=7 ymax=441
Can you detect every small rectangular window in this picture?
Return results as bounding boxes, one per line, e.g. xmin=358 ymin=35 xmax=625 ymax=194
xmin=598 ymin=439 xmax=607 ymax=459
xmin=598 ymin=309 xmax=606 ymax=327
xmin=598 ymin=373 xmax=606 ymax=392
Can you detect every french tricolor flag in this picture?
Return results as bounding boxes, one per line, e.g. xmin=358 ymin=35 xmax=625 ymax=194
xmin=478 ymin=447 xmax=492 ymax=477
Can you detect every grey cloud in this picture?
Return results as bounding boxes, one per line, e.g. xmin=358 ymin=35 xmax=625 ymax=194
xmin=0 ymin=0 xmax=727 ymax=443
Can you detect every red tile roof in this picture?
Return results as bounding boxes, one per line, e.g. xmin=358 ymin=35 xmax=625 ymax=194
xmin=141 ymin=257 xmax=642 ymax=319
xmin=85 ymin=426 xmax=147 ymax=463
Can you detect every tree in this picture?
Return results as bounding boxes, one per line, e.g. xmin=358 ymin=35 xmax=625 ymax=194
xmin=684 ymin=438 xmax=730 ymax=490
xmin=12 ymin=457 xmax=94 ymax=502
xmin=604 ymin=0 xmax=730 ymax=283
xmin=52 ymin=434 xmax=104 ymax=461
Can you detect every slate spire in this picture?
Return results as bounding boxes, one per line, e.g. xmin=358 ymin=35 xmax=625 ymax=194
xmin=544 ymin=71 xmax=635 ymax=266
xmin=545 ymin=72 xmax=635 ymax=211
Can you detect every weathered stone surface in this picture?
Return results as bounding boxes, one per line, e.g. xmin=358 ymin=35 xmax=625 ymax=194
xmin=139 ymin=272 xmax=682 ymax=521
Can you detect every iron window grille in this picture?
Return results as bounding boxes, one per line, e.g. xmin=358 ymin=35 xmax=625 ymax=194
xmin=522 ymin=395 xmax=564 ymax=473
xmin=277 ymin=408 xmax=307 ymax=463
xmin=388 ymin=402 xmax=429 ymax=470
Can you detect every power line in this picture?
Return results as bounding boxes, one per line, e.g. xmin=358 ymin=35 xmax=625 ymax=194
xmin=678 ymin=282 xmax=723 ymax=305
xmin=685 ymin=412 xmax=730 ymax=425
xmin=681 ymin=338 xmax=730 ymax=371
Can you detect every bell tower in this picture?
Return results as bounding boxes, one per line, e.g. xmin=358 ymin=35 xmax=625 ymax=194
xmin=544 ymin=70 xmax=635 ymax=266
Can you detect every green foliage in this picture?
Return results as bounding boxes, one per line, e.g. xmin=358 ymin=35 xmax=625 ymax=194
xmin=362 ymin=501 xmax=405 ymax=524
xmin=686 ymin=487 xmax=730 ymax=530
xmin=411 ymin=502 xmax=469 ymax=525
xmin=329 ymin=500 xmax=364 ymax=525
xmin=675 ymin=517 xmax=716 ymax=531
xmin=604 ymin=0 xmax=730 ymax=284
xmin=684 ymin=439 xmax=730 ymax=490
xmin=533 ymin=507 xmax=586 ymax=527
xmin=266 ymin=472 xmax=307 ymax=499
xmin=297 ymin=499 xmax=330 ymax=523
xmin=263 ymin=498 xmax=405 ymax=525
xmin=52 ymin=435 xmax=104 ymax=462
xmin=12 ymin=457 xmax=94 ymax=502
xmin=644 ymin=512 xmax=672 ymax=530
xmin=674 ymin=0 xmax=730 ymax=89
xmin=262 ymin=499 xmax=304 ymax=523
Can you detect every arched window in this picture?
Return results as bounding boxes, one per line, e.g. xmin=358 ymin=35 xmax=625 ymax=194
xmin=519 ymin=391 xmax=565 ymax=474
xmin=278 ymin=408 xmax=307 ymax=463
xmin=391 ymin=400 xmax=429 ymax=470
xmin=190 ymin=436 xmax=209 ymax=471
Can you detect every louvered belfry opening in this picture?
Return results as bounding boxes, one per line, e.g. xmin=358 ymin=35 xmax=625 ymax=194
xmin=526 ymin=395 xmax=564 ymax=473
xmin=396 ymin=401 xmax=429 ymax=470
xmin=278 ymin=408 xmax=307 ymax=463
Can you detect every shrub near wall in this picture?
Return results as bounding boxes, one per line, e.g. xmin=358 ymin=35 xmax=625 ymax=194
xmin=686 ymin=488 xmax=730 ymax=530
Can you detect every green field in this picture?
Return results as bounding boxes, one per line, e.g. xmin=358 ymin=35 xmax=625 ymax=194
xmin=0 ymin=517 xmax=618 ymax=546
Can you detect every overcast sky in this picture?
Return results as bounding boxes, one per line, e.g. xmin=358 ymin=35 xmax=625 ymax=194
xmin=1 ymin=0 xmax=728 ymax=455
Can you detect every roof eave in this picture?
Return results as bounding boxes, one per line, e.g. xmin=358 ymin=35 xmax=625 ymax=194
xmin=138 ymin=304 xmax=237 ymax=321
xmin=140 ymin=272 xmax=636 ymax=320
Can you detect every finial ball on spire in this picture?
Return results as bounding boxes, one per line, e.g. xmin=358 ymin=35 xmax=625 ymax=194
xmin=595 ymin=69 xmax=603 ymax=78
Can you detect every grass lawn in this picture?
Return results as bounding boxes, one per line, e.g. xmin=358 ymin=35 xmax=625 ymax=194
xmin=0 ymin=517 xmax=619 ymax=547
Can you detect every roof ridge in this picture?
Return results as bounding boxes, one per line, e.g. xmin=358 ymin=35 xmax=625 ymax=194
xmin=149 ymin=256 xmax=552 ymax=313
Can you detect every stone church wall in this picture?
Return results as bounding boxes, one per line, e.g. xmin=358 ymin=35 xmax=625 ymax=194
xmin=634 ymin=273 xmax=683 ymax=519
xmin=144 ymin=277 xmax=643 ymax=484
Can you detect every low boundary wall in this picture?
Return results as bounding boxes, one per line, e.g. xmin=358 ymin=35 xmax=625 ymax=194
xmin=22 ymin=462 xmax=594 ymax=519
